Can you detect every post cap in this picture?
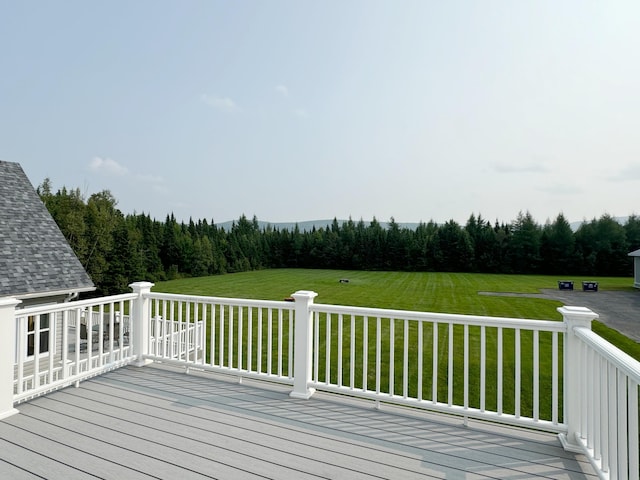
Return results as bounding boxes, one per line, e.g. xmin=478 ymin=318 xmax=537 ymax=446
xmin=557 ymin=305 xmax=599 ymax=322
xmin=291 ymin=290 xmax=318 ymax=300
xmin=129 ymin=281 xmax=155 ymax=292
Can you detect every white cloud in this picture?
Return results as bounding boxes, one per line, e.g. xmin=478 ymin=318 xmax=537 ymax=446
xmin=200 ymin=94 xmax=239 ymax=112
xmin=151 ymin=184 xmax=169 ymax=194
xmin=608 ymin=164 xmax=640 ymax=182
xmin=137 ymin=173 xmax=164 ymax=184
xmin=275 ymin=84 xmax=289 ymax=97
xmin=88 ymin=158 xmax=169 ymax=194
xmin=536 ymin=183 xmax=584 ymax=195
xmin=89 ymin=157 xmax=128 ymax=176
xmin=136 ymin=173 xmax=168 ymax=194
xmin=293 ymin=108 xmax=309 ymax=119
xmin=493 ymin=162 xmax=548 ymax=174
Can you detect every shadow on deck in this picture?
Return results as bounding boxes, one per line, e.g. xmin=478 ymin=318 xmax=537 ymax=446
xmin=0 ymin=365 xmax=597 ymax=479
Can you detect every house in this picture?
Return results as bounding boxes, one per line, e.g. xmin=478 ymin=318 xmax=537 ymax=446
xmin=630 ymin=248 xmax=640 ymax=288
xmin=0 ymin=160 xmax=95 ymax=306
xmin=0 ymin=160 xmax=94 ymax=359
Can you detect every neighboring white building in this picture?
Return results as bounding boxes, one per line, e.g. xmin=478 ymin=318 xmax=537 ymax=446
xmin=630 ymin=248 xmax=640 ymax=289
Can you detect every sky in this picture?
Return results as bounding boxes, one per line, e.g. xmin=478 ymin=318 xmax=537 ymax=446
xmin=1 ymin=1 xmax=639 ymax=226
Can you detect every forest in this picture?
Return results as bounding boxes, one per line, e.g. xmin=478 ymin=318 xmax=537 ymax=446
xmin=37 ymin=179 xmax=640 ymax=296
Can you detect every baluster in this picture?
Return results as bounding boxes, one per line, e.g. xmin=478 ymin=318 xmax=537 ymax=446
xmin=480 ymin=325 xmax=486 ymax=412
xmin=417 ymin=321 xmax=423 ymax=401
xmin=267 ymin=308 xmax=273 ymax=375
xmin=337 ymin=313 xmax=343 ymax=387
xmin=447 ymin=323 xmax=453 ymax=407
xmin=628 ymin=380 xmax=639 ymax=480
xmin=497 ymin=327 xmax=503 ymax=414
xmin=349 ymin=315 xmax=355 ymax=390
xmin=325 ymin=313 xmax=331 ymax=384
xmin=277 ymin=308 xmax=283 ymax=377
xmin=432 ymin=322 xmax=438 ymax=404
xmin=552 ymin=331 xmax=559 ymax=425
xmin=515 ymin=328 xmax=521 ymax=418
xmin=533 ymin=329 xmax=539 ymax=421
xmin=210 ymin=304 xmax=216 ymax=367
xmin=247 ymin=306 xmax=253 ymax=372
xmin=237 ymin=305 xmax=243 ymax=371
xmin=464 ymin=323 xmax=469 ymax=410
xmin=403 ymin=319 xmax=409 ymax=399
xmin=313 ymin=311 xmax=319 ymax=382
xmin=375 ymin=317 xmax=381 ymax=395
xmin=219 ymin=304 xmax=225 ymax=367
xmin=362 ymin=316 xmax=368 ymax=392
xmin=389 ymin=318 xmax=395 ymax=397
xmin=257 ymin=307 xmax=262 ymax=374
xmin=229 ymin=305 xmax=234 ymax=369
xmin=288 ymin=308 xmax=293 ymax=379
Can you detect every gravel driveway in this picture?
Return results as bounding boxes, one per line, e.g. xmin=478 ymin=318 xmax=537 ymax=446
xmin=480 ymin=288 xmax=640 ymax=342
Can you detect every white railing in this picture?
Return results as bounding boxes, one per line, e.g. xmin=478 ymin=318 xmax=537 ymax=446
xmin=144 ymin=293 xmax=295 ymax=384
xmin=571 ymin=327 xmax=640 ymax=480
xmin=308 ymin=303 xmax=566 ymax=432
xmin=2 ymin=283 xmax=639 ymax=479
xmin=149 ymin=316 xmax=204 ymax=360
xmin=11 ymin=293 xmax=137 ymax=403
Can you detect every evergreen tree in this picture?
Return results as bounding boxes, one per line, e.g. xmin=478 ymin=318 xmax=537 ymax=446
xmin=509 ymin=211 xmax=541 ymax=273
xmin=625 ymin=214 xmax=640 ymax=251
xmin=432 ymin=220 xmax=473 ymax=272
xmin=84 ymin=191 xmax=120 ymax=290
xmin=37 ymin=177 xmax=638 ymax=289
xmin=465 ymin=214 xmax=501 ymax=272
xmin=540 ymin=213 xmax=576 ymax=274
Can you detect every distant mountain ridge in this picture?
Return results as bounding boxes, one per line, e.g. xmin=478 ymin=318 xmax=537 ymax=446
xmin=217 ymin=219 xmax=422 ymax=231
xmin=218 ymin=216 xmax=631 ymax=232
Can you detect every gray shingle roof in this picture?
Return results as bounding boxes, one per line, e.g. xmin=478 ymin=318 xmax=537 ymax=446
xmin=0 ymin=161 xmax=95 ymax=298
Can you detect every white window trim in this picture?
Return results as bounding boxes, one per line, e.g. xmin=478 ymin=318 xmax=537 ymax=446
xmin=29 ymin=312 xmax=54 ymax=359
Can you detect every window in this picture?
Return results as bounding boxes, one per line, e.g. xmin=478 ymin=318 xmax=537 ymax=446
xmin=27 ymin=314 xmax=50 ymax=356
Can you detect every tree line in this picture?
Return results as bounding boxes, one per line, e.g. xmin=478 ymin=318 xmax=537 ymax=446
xmin=37 ymin=179 xmax=640 ymax=296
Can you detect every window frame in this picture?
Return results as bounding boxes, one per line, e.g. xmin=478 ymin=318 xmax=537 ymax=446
xmin=22 ymin=312 xmax=54 ymax=360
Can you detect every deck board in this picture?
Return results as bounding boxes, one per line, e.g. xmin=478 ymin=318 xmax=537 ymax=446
xmin=0 ymin=364 xmax=598 ymax=480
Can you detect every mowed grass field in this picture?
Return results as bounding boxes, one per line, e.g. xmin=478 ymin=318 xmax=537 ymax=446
xmin=155 ymin=269 xmax=638 ymax=359
xmin=155 ymin=269 xmax=632 ymax=319
xmin=153 ymin=270 xmax=637 ymax=421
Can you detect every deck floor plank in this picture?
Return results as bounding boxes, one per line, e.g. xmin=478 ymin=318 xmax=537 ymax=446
xmin=113 ymin=367 xmax=596 ymax=479
xmin=85 ymin=371 xmax=512 ymax=478
xmin=0 ymin=441 xmax=60 ymax=480
xmin=0 ymin=426 xmax=154 ymax=480
xmin=52 ymin=381 xmax=447 ymax=479
xmin=22 ymin=396 xmax=389 ymax=480
xmin=0 ymin=364 xmax=599 ymax=480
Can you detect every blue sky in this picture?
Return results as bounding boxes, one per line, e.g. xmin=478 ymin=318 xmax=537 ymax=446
xmin=1 ymin=1 xmax=638 ymax=225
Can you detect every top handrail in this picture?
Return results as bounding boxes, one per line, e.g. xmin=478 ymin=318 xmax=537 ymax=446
xmin=574 ymin=325 xmax=640 ymax=381
xmin=15 ymin=293 xmax=138 ymax=317
xmin=311 ymin=302 xmax=567 ymax=331
xmin=145 ymin=291 xmax=292 ymax=309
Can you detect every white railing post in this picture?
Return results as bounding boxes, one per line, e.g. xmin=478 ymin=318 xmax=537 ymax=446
xmin=558 ymin=305 xmax=599 ymax=452
xmin=129 ymin=282 xmax=155 ymax=367
xmin=290 ymin=290 xmax=318 ymax=399
xmin=0 ymin=297 xmax=21 ymax=420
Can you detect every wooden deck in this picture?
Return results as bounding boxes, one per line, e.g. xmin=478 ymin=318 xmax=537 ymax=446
xmin=0 ymin=364 xmax=597 ymax=479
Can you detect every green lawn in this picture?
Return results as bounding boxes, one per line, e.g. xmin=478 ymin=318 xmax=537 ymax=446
xmin=155 ymin=269 xmax=632 ymax=320
xmin=153 ymin=270 xmax=639 ymax=420
xmin=155 ymin=270 xmax=639 ymax=356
